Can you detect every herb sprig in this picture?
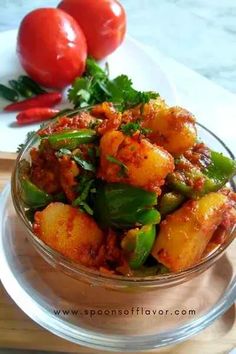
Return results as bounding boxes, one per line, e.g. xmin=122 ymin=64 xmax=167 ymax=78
xmin=120 ymin=120 xmax=152 ymax=136
xmin=56 ymin=148 xmax=96 ymax=173
xmin=68 ymin=58 xmax=159 ymax=111
xmin=106 ymin=155 xmax=128 ymax=177
xmin=16 ymin=130 xmax=36 ymax=153
xmin=55 ymin=148 xmax=96 ymax=215
xmin=73 ymin=155 xmax=95 ymax=172
xmin=72 ymin=175 xmax=95 ymax=215
xmin=16 ymin=122 xmax=47 ymax=153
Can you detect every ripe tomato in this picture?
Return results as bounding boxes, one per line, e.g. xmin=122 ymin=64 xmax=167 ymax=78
xmin=17 ymin=8 xmax=87 ymax=89
xmin=58 ymin=0 xmax=126 ymax=60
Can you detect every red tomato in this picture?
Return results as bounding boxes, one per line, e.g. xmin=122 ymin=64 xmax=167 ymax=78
xmin=58 ymin=0 xmax=126 ymax=60
xmin=17 ymin=8 xmax=87 ymax=89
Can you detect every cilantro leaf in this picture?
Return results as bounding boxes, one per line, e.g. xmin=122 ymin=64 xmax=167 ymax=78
xmin=55 ymin=148 xmax=71 ymax=157
xmin=86 ymin=57 xmax=108 ymax=80
xmin=72 ymin=176 xmax=95 ymax=215
xmin=120 ymin=121 xmax=141 ymax=136
xmin=16 ymin=130 xmax=36 ymax=153
xmin=105 ymin=75 xmax=158 ymax=110
xmin=78 ymin=201 xmax=94 ymax=215
xmin=55 ymin=147 xmax=96 ymax=173
xmin=68 ymin=77 xmax=92 ymax=107
xmin=68 ymin=58 xmax=159 ymax=111
xmin=73 ymin=155 xmax=95 ymax=172
xmin=120 ymin=120 xmax=152 ymax=136
xmin=106 ymin=155 xmax=128 ymax=177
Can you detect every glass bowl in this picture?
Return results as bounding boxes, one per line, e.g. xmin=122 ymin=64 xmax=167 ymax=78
xmin=3 ymin=121 xmax=235 ymax=351
xmin=11 ymin=122 xmax=236 ymax=288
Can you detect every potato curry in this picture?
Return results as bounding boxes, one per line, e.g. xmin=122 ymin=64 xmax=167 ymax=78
xmin=18 ymin=99 xmax=236 ymax=276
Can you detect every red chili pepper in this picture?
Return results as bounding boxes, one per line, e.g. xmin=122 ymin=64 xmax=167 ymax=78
xmin=16 ymin=108 xmax=59 ymax=125
xmin=4 ymin=92 xmax=62 ymax=112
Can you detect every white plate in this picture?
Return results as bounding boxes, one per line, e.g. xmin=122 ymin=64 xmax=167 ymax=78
xmin=0 ymin=30 xmax=176 ymax=153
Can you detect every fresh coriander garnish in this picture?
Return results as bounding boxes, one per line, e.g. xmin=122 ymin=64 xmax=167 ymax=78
xmin=55 ymin=148 xmax=96 ymax=172
xmin=88 ymin=119 xmax=101 ymax=129
xmin=78 ymin=201 xmax=94 ymax=215
xmin=105 ymin=75 xmax=159 ymax=111
xmin=16 ymin=130 xmax=36 ymax=153
xmin=73 ymin=155 xmax=95 ymax=172
xmin=68 ymin=57 xmax=159 ymax=111
xmin=55 ymin=148 xmax=72 ymax=157
xmin=73 ymin=177 xmax=95 ymax=215
xmin=106 ymin=155 xmax=128 ymax=177
xmin=17 ymin=120 xmax=56 ymax=153
xmin=120 ymin=120 xmax=152 ymax=136
xmin=141 ymin=127 xmax=152 ymax=135
xmin=120 ymin=121 xmax=141 ymax=136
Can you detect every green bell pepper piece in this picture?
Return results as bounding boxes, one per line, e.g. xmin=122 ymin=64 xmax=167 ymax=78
xmin=121 ymin=225 xmax=156 ymax=269
xmin=168 ymin=151 xmax=236 ymax=199
xmin=159 ymin=192 xmax=185 ymax=216
xmin=94 ymin=182 xmax=161 ymax=229
xmin=46 ymin=129 xmax=97 ymax=150
xmin=167 ymin=165 xmax=207 ymax=199
xmin=204 ymin=151 xmax=236 ymax=187
xmin=24 ymin=192 xmax=66 ymax=223
xmin=135 ymin=208 xmax=161 ymax=225
xmin=20 ymin=177 xmax=53 ymax=208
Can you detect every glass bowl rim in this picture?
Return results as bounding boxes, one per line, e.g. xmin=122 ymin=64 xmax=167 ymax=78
xmin=11 ymin=118 xmax=236 ymax=287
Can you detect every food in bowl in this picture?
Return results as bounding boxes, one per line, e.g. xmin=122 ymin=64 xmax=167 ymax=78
xmin=16 ymin=90 xmax=236 ymax=277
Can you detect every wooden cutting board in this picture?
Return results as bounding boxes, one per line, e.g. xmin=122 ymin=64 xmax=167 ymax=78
xmin=0 ymin=153 xmax=236 ymax=354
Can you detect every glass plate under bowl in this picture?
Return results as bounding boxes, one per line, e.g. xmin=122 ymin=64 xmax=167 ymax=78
xmin=0 ymin=124 xmax=236 ymax=351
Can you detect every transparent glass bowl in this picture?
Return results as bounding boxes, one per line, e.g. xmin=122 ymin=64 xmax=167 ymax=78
xmin=11 ymin=122 xmax=236 ymax=288
xmin=2 ymin=122 xmax=234 ymax=350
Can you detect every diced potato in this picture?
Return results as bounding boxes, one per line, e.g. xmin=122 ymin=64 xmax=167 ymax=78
xmin=99 ymin=130 xmax=174 ymax=194
xmin=142 ymin=101 xmax=197 ymax=155
xmin=122 ymin=97 xmax=166 ymax=123
xmin=33 ymin=202 xmax=104 ymax=267
xmin=152 ymin=192 xmax=229 ymax=271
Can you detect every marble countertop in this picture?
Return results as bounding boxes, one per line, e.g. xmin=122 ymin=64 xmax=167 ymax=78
xmin=0 ymin=0 xmax=236 ymax=93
